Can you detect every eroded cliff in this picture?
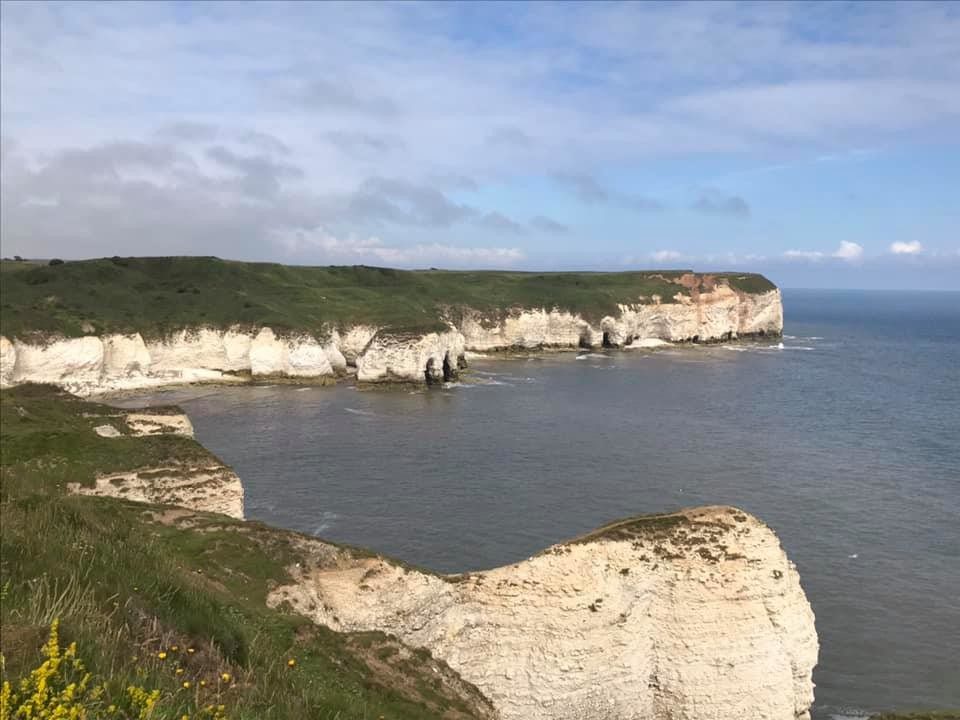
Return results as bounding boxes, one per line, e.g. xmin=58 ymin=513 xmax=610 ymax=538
xmin=65 ymin=403 xmax=245 ymax=518
xmin=0 ymin=273 xmax=782 ymax=395
xmin=268 ymin=506 xmax=817 ymax=720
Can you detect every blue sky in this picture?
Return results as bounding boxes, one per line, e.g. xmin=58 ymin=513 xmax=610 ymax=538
xmin=1 ymin=1 xmax=958 ymax=289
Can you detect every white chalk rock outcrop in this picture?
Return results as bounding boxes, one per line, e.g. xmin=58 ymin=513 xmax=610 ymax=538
xmin=124 ymin=411 xmax=194 ymax=436
xmin=338 ymin=325 xmax=378 ymax=365
xmin=269 ymin=506 xmax=818 ymax=720
xmin=459 ymin=309 xmax=600 ymax=351
xmin=249 ymin=328 xmax=334 ymax=379
xmin=0 ymin=325 xmax=347 ymax=395
xmin=357 ymin=328 xmax=466 ymax=383
xmin=69 ymin=407 xmax=242 ymax=518
xmin=0 ymin=335 xmax=16 ymax=388
xmin=459 ymin=286 xmax=783 ymax=352
xmin=146 ymin=328 xmax=252 ymax=374
xmin=10 ymin=336 xmax=105 ymax=393
xmin=69 ymin=465 xmax=244 ymax=519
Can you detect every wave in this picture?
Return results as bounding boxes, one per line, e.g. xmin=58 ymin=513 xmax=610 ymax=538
xmin=345 ymin=407 xmax=375 ymax=416
xmin=311 ymin=511 xmax=340 ymax=536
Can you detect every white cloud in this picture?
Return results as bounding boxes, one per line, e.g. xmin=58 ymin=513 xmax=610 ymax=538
xmin=651 ymin=250 xmax=684 ymax=262
xmin=784 ymin=249 xmax=825 ymax=261
xmin=890 ymin=240 xmax=923 ymax=255
xmin=783 ymin=241 xmax=864 ymax=262
xmin=273 ymin=227 xmax=524 ymax=267
xmin=832 ymin=241 xmax=864 ymax=261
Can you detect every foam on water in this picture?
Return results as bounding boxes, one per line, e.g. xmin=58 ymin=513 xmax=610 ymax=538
xmin=344 ymin=407 xmax=375 ymax=416
xmin=311 ymin=511 xmax=340 ymax=536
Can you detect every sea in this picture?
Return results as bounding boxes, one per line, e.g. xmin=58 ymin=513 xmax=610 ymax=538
xmin=114 ymin=289 xmax=960 ymax=718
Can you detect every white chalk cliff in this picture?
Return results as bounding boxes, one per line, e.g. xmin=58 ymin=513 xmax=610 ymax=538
xmin=67 ymin=406 xmax=244 ymax=519
xmin=269 ymin=506 xmax=818 ymax=720
xmin=0 ymin=280 xmax=782 ymax=395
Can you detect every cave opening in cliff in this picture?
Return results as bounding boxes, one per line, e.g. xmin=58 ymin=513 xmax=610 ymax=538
xmin=424 ymin=357 xmax=437 ymax=384
xmin=602 ymin=331 xmax=614 ymax=348
xmin=578 ymin=330 xmax=592 ymax=349
xmin=442 ymin=352 xmax=454 ymax=382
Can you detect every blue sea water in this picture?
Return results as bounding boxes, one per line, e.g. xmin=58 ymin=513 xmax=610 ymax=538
xmin=116 ymin=289 xmax=960 ymax=717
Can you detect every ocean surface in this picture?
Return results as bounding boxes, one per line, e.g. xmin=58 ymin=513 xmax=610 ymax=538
xmin=115 ymin=289 xmax=960 ymax=718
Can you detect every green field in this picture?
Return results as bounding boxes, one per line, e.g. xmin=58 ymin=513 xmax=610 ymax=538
xmin=0 ymin=256 xmax=777 ymax=340
xmin=0 ymin=384 xmax=492 ymax=719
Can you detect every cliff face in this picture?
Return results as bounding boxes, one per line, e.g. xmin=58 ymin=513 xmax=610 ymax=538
xmin=460 ymin=286 xmax=782 ymax=349
xmin=268 ymin=506 xmax=817 ymax=720
xmin=66 ymin=405 xmax=244 ymax=519
xmin=357 ymin=329 xmax=466 ymax=384
xmin=0 ymin=281 xmax=782 ymax=395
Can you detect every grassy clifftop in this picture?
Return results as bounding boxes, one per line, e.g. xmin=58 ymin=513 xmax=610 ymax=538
xmin=0 ymin=384 xmax=493 ymax=719
xmin=0 ymin=256 xmax=777 ymax=339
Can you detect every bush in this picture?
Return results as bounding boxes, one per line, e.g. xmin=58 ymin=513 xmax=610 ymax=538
xmin=48 ymin=258 xmax=64 ymax=266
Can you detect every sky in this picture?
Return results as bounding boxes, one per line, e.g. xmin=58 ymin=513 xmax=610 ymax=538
xmin=1 ymin=1 xmax=959 ymax=290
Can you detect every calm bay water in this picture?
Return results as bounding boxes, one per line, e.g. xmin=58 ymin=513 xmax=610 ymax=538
xmin=116 ymin=289 xmax=960 ymax=717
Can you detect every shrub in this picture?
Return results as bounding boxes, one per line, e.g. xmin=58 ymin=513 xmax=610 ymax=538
xmin=48 ymin=258 xmax=64 ymax=266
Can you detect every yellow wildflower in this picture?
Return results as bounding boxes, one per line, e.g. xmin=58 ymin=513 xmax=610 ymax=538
xmin=175 ymin=667 xmax=184 ymax=675
xmin=287 ymin=658 xmax=296 ymax=667
xmin=157 ymin=651 xmax=167 ymax=660
xmin=182 ymin=680 xmax=192 ymax=689
xmin=220 ymin=672 xmax=231 ymax=683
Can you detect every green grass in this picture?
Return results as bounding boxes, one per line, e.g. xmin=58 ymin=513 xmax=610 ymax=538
xmin=0 ymin=256 xmax=776 ymax=339
xmin=0 ymin=384 xmax=492 ymax=719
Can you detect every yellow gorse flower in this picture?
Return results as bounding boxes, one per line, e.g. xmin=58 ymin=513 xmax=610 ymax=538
xmin=0 ymin=620 xmax=224 ymax=720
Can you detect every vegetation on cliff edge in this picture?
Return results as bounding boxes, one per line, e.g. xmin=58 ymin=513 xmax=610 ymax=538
xmin=0 ymin=384 xmax=492 ymax=719
xmin=0 ymin=256 xmax=777 ymax=339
